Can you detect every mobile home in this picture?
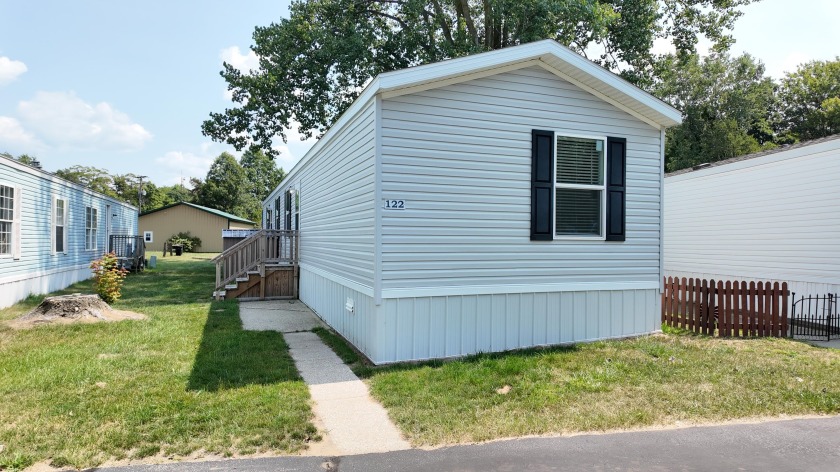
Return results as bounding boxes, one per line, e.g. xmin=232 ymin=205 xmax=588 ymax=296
xmin=226 ymin=40 xmax=682 ymax=363
xmin=665 ymin=135 xmax=840 ymax=298
xmin=0 ymin=155 xmax=138 ymax=308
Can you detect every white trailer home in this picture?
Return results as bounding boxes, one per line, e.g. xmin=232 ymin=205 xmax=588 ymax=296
xmin=241 ymin=40 xmax=682 ymax=363
xmin=665 ymin=135 xmax=840 ymax=299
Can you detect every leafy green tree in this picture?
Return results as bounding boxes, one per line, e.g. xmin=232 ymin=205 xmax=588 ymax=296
xmin=157 ymin=184 xmax=193 ymax=207
xmin=240 ymin=148 xmax=285 ymax=223
xmin=194 ymin=152 xmax=250 ymax=217
xmin=203 ymin=0 xmax=755 ymax=156
xmin=55 ymin=165 xmax=118 ymax=198
xmin=654 ymin=52 xmax=777 ymax=172
xmin=777 ymin=58 xmax=840 ymax=141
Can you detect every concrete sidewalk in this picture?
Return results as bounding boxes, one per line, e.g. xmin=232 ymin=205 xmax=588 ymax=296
xmin=238 ymin=300 xmax=410 ymax=456
xmin=93 ymin=416 xmax=840 ymax=471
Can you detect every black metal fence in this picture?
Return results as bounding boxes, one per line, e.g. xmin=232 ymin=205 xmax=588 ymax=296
xmin=790 ymin=293 xmax=839 ymax=341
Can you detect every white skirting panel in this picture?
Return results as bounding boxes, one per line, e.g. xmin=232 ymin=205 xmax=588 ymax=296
xmin=0 ymin=265 xmax=92 ymax=309
xmin=374 ymin=289 xmax=660 ymax=364
xmin=299 ymin=267 xmax=378 ymax=360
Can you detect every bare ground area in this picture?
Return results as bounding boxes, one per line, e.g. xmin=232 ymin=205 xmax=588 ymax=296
xmin=6 ymin=294 xmax=146 ymax=330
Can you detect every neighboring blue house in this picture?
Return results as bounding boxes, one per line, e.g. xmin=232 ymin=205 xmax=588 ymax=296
xmin=0 ymin=154 xmax=139 ymax=308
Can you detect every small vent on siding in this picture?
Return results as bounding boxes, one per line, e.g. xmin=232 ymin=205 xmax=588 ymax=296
xmin=556 ymin=136 xmax=603 ymax=185
xmin=556 ymin=188 xmax=601 ymax=235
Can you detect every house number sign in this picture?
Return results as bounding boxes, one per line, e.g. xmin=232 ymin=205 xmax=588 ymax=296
xmin=384 ymin=199 xmax=406 ymax=210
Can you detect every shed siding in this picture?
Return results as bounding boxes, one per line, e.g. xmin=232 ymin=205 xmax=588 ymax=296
xmin=664 ymin=142 xmax=840 ymax=296
xmin=138 ymin=205 xmax=253 ymax=252
xmin=374 ymin=289 xmax=658 ymax=364
xmin=380 ymin=66 xmax=663 ymax=290
xmin=0 ymin=160 xmax=137 ymax=308
xmin=265 ymin=101 xmax=376 ymax=288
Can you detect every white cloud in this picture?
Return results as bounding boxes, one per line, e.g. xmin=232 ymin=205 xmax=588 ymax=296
xmin=771 ymin=52 xmax=811 ymax=79
xmin=17 ymin=91 xmax=152 ymax=150
xmin=154 ymin=150 xmax=216 ymax=185
xmin=220 ymin=46 xmax=259 ymax=73
xmin=0 ymin=56 xmax=27 ymax=85
xmin=0 ymin=116 xmax=43 ymax=152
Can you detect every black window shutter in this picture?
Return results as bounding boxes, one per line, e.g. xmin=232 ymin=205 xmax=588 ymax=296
xmin=606 ymin=137 xmax=626 ymax=241
xmin=275 ymin=196 xmax=282 ymax=229
xmin=284 ymin=191 xmax=292 ymax=230
xmin=531 ymin=129 xmax=554 ymax=241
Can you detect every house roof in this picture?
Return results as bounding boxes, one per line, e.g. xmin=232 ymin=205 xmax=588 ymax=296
xmin=666 ymin=134 xmax=840 ymax=178
xmin=140 ymin=201 xmax=255 ymax=224
xmin=0 ymin=153 xmax=139 ymax=210
xmin=266 ymin=39 xmax=683 ymax=205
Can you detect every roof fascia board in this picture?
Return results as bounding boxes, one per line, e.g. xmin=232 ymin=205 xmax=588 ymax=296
xmin=0 ymin=155 xmax=139 ymax=211
xmin=263 ymin=78 xmax=380 ymax=206
xmin=380 ymin=59 xmax=542 ymax=99
xmin=540 ymin=42 xmax=682 ymax=126
xmin=534 ymin=61 xmax=663 ymax=130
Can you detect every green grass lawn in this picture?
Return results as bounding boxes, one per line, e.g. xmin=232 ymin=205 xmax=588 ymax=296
xmin=0 ymin=252 xmax=316 ymax=471
xmin=319 ymin=327 xmax=840 ymax=446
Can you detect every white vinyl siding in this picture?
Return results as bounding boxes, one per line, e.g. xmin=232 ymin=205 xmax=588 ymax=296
xmin=380 ymin=66 xmax=662 ymax=290
xmin=264 ymin=100 xmax=376 ymax=288
xmin=665 ymin=139 xmax=840 ymax=296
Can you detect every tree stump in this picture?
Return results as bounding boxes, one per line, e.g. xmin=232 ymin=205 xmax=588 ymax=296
xmin=10 ymin=293 xmax=146 ymax=329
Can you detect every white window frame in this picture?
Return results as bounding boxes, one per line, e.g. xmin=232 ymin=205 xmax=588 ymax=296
xmin=52 ymin=196 xmax=68 ymax=255
xmin=85 ymin=206 xmax=98 ymax=251
xmin=144 ymin=231 xmax=154 ymax=243
xmin=265 ymin=209 xmax=272 ymax=229
xmin=552 ymin=131 xmax=608 ymax=241
xmin=0 ymin=183 xmax=18 ymax=259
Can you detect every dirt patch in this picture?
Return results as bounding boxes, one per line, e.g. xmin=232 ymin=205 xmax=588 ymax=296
xmin=7 ymin=294 xmax=146 ymax=330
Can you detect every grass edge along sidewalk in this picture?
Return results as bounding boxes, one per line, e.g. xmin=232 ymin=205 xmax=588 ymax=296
xmin=316 ymin=325 xmax=840 ymax=446
xmin=0 ymin=253 xmax=317 ymax=471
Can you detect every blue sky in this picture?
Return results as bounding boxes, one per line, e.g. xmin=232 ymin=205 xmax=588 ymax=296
xmin=1 ymin=0 xmax=838 ymax=187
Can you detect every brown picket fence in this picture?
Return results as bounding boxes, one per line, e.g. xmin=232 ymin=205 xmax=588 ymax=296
xmin=661 ymin=277 xmax=789 ymax=337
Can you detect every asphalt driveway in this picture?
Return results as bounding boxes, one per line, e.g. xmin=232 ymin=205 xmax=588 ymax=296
xmin=91 ymin=416 xmax=840 ymax=472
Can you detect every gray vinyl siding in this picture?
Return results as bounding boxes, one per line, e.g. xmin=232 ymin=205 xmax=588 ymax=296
xmin=0 ymin=159 xmax=137 ymax=307
xmin=664 ymin=140 xmax=840 ymax=297
xmin=380 ymin=66 xmax=662 ymax=290
xmin=265 ymin=100 xmax=376 ymax=288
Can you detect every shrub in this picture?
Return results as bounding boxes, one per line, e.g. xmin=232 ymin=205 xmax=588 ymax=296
xmin=90 ymin=252 xmax=129 ymax=304
xmin=166 ymin=232 xmax=202 ymax=252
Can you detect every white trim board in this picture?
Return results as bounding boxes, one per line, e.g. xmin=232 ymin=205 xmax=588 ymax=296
xmin=381 ymin=281 xmax=659 ymax=299
xmin=299 ymin=263 xmax=375 ymax=298
xmin=0 ymin=263 xmax=91 ymax=286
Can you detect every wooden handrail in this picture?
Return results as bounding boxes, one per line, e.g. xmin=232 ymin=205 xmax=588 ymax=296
xmin=214 ymin=229 xmax=298 ymax=290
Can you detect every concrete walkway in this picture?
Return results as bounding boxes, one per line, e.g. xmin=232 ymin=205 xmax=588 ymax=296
xmin=238 ymin=300 xmax=410 ymax=456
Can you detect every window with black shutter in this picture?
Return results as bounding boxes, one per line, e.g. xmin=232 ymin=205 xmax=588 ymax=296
xmin=531 ymin=130 xmax=626 ymax=241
